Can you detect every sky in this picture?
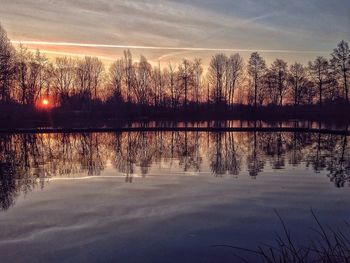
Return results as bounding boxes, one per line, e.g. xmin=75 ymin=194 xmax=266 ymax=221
xmin=1 ymin=0 xmax=349 ymax=66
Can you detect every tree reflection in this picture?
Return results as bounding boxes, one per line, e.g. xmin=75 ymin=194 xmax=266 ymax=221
xmin=326 ymin=136 xmax=350 ymax=187
xmin=0 ymin=131 xmax=349 ymax=210
xmin=209 ymin=132 xmax=242 ymax=176
xmin=246 ymin=132 xmax=265 ymax=177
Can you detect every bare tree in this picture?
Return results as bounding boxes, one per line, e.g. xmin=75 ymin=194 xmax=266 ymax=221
xmin=53 ymin=57 xmax=76 ymax=104
xmin=331 ymin=40 xmax=350 ymax=102
xmin=192 ymin=58 xmax=203 ymax=105
xmin=151 ymin=63 xmax=164 ymax=107
xmin=91 ymin=58 xmax=104 ymax=100
xmin=263 ymin=70 xmax=278 ymax=105
xmin=227 ymin=53 xmax=244 ymax=106
xmin=15 ymin=47 xmax=48 ymax=105
xmin=178 ymin=59 xmax=193 ymax=107
xmin=16 ymin=44 xmax=29 ymax=105
xmin=208 ymin=54 xmax=227 ymax=105
xmin=42 ymin=62 xmax=54 ymax=102
xmin=0 ymin=23 xmax=15 ymax=102
xmin=289 ymin=62 xmax=307 ymax=106
xmin=134 ymin=56 xmax=152 ymax=105
xmin=248 ymin=52 xmax=266 ymax=107
xmin=76 ymin=56 xmax=104 ymax=102
xmin=309 ymin=56 xmax=329 ymax=106
xmin=271 ymin=59 xmax=288 ymax=106
xmin=123 ymin=50 xmax=133 ymax=103
xmin=109 ymin=59 xmax=124 ymax=100
xmin=168 ymin=62 xmax=176 ymax=108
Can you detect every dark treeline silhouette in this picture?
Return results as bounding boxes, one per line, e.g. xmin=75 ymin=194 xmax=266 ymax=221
xmin=0 ymin=23 xmax=350 ymax=123
xmin=0 ymin=131 xmax=349 ymax=210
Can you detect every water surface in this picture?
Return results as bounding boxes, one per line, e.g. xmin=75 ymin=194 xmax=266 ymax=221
xmin=0 ymin=131 xmax=349 ymax=262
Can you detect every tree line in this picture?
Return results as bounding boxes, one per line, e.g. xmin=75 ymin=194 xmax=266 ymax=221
xmin=0 ymin=23 xmax=349 ymax=111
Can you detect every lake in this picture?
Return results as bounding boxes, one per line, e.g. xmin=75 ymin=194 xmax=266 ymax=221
xmin=0 ymin=131 xmax=349 ymax=262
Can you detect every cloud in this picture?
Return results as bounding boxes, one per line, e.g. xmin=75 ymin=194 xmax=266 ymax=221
xmin=12 ymin=40 xmax=329 ymax=54
xmin=2 ymin=0 xmax=349 ymax=64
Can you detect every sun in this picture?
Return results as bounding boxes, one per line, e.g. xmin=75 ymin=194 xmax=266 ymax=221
xmin=42 ymin=99 xmax=49 ymax=106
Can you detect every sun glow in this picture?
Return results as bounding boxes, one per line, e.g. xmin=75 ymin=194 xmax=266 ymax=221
xmin=42 ymin=99 xmax=49 ymax=106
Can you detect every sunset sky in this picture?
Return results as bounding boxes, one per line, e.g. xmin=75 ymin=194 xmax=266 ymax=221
xmin=1 ymin=0 xmax=349 ymax=66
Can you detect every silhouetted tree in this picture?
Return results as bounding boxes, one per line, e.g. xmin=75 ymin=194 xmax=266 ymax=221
xmin=248 ymin=52 xmax=266 ymax=107
xmin=76 ymin=56 xmax=104 ymax=103
xmin=53 ymin=56 xmax=76 ymax=105
xmin=178 ymin=59 xmax=193 ymax=107
xmin=271 ymin=59 xmax=288 ymax=106
xmin=167 ymin=62 xmax=177 ymax=108
xmin=263 ymin=70 xmax=279 ymax=105
xmin=124 ymin=49 xmax=133 ymax=103
xmin=288 ymin=62 xmax=308 ymax=106
xmin=192 ymin=58 xmax=203 ymax=105
xmin=226 ymin=53 xmax=244 ymax=106
xmin=0 ymin=23 xmax=15 ymax=102
xmin=152 ymin=62 xmax=164 ymax=107
xmin=331 ymin=40 xmax=350 ymax=102
xmin=308 ymin=57 xmax=329 ymax=106
xmin=15 ymin=46 xmax=48 ymax=105
xmin=208 ymin=54 xmax=227 ymax=105
xmin=134 ymin=56 xmax=152 ymax=105
xmin=109 ymin=59 xmax=124 ymax=101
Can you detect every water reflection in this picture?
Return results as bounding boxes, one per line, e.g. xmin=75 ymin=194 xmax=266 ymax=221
xmin=0 ymin=131 xmax=349 ymax=210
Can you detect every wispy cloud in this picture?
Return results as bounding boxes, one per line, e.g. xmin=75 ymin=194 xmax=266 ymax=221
xmin=2 ymin=0 xmax=349 ymax=64
xmin=12 ymin=40 xmax=329 ymax=54
xmin=25 ymin=48 xmax=116 ymax=61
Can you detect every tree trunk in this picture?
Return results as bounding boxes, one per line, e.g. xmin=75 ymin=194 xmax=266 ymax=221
xmin=294 ymin=83 xmax=298 ymax=106
xmin=254 ymin=77 xmax=257 ymax=108
xmin=344 ymin=70 xmax=348 ymax=102
xmin=319 ymin=82 xmax=322 ymax=107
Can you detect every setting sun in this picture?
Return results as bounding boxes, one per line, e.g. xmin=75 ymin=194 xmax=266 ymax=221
xmin=42 ymin=99 xmax=49 ymax=106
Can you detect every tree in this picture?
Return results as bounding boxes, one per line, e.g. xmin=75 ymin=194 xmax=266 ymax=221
xmin=33 ymin=49 xmax=48 ymax=102
xmin=167 ymin=62 xmax=177 ymax=108
xmin=208 ymin=54 xmax=227 ymax=105
xmin=16 ymin=44 xmax=29 ymax=105
xmin=178 ymin=59 xmax=193 ymax=107
xmin=331 ymin=40 xmax=350 ymax=102
xmin=226 ymin=53 xmax=244 ymax=106
xmin=271 ymin=59 xmax=288 ymax=106
xmin=42 ymin=62 xmax=54 ymax=103
xmin=248 ymin=52 xmax=266 ymax=107
xmin=263 ymin=70 xmax=278 ymax=105
xmin=0 ymin=23 xmax=15 ymax=103
xmin=90 ymin=57 xmax=103 ymax=100
xmin=75 ymin=56 xmax=104 ymax=103
xmin=289 ymin=62 xmax=307 ymax=106
xmin=152 ymin=62 xmax=164 ymax=107
xmin=123 ymin=50 xmax=133 ymax=103
xmin=134 ymin=56 xmax=152 ymax=105
xmin=192 ymin=58 xmax=203 ymax=105
xmin=15 ymin=47 xmax=48 ymax=106
xmin=309 ymin=57 xmax=329 ymax=106
xmin=53 ymin=57 xmax=76 ymax=105
xmin=108 ymin=59 xmax=124 ymax=101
